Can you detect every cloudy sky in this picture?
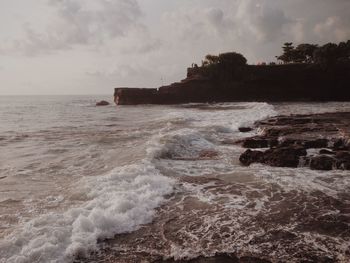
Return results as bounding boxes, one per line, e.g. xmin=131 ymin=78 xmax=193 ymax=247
xmin=0 ymin=0 xmax=349 ymax=95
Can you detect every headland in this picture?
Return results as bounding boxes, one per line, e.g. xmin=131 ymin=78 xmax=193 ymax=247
xmin=114 ymin=41 xmax=350 ymax=105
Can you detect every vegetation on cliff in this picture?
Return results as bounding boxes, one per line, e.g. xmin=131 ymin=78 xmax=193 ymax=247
xmin=115 ymin=40 xmax=350 ymax=104
xmin=187 ymin=40 xmax=350 ymax=83
xmin=277 ymin=40 xmax=350 ymax=65
xmin=191 ymin=40 xmax=350 ymax=75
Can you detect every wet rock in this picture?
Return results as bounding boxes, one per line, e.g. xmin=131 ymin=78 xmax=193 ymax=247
xmin=156 ymin=254 xmax=272 ymax=263
xmin=238 ymin=127 xmax=253 ymax=132
xmin=335 ymin=151 xmax=350 ymax=170
xmin=274 ymin=117 xmax=312 ymax=125
xmin=240 ymin=146 xmax=307 ymax=167
xmin=333 ymin=138 xmax=349 ymax=150
xmin=268 ymin=139 xmax=279 ymax=147
xmin=96 ymin=100 xmax=110 ymax=106
xmin=239 ymin=149 xmax=264 ymax=166
xmin=239 ymin=112 xmax=350 ymax=170
xmin=304 ymin=138 xmax=328 ymax=148
xmin=299 ymin=156 xmax=311 ymax=166
xmin=263 ymin=127 xmax=282 ymax=137
xmin=310 ymin=155 xmax=335 ymax=170
xmin=263 ymin=146 xmax=307 ymax=168
xmin=278 ymin=138 xmax=328 ymax=149
xmin=242 ymin=138 xmax=269 ymax=148
xmin=319 ymin=149 xmax=335 ymax=155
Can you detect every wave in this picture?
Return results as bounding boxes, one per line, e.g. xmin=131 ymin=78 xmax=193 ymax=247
xmin=0 ymin=162 xmax=174 ymax=263
xmin=0 ymin=102 xmax=276 ymax=263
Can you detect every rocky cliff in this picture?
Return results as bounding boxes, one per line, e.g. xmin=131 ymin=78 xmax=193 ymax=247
xmin=114 ymin=62 xmax=350 ymax=105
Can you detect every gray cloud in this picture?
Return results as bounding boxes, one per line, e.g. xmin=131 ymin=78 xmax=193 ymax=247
xmin=1 ymin=0 xmax=350 ymax=95
xmin=314 ymin=16 xmax=350 ymax=42
xmin=236 ymin=0 xmax=293 ymax=42
xmin=10 ymin=0 xmax=144 ymax=55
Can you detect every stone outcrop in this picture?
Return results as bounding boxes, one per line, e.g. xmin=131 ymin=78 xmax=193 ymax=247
xmin=238 ymin=112 xmax=350 ymax=170
xmin=238 ymin=127 xmax=253 ymax=132
xmin=96 ymin=100 xmax=110 ymax=106
xmin=114 ymin=63 xmax=350 ymax=105
xmin=310 ymin=155 xmax=335 ymax=170
xmin=240 ymin=146 xmax=307 ymax=168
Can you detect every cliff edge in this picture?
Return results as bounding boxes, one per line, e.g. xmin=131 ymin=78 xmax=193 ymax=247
xmin=114 ymin=42 xmax=350 ymax=105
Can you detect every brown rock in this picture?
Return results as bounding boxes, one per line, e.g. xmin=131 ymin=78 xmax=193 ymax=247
xmin=262 ymin=146 xmax=307 ymax=168
xmin=333 ymin=138 xmax=349 ymax=150
xmin=156 ymin=254 xmax=272 ymax=263
xmin=96 ymin=100 xmax=110 ymax=106
xmin=239 ymin=112 xmax=350 ymax=170
xmin=310 ymin=155 xmax=335 ymax=170
xmin=335 ymin=151 xmax=350 ymax=170
xmin=304 ymin=138 xmax=328 ymax=148
xmin=239 ymin=149 xmax=264 ymax=166
xmin=242 ymin=138 xmax=269 ymax=148
xmin=238 ymin=127 xmax=253 ymax=132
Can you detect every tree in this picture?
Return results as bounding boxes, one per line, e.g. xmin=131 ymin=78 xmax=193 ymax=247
xmin=295 ymin=44 xmax=318 ymax=63
xmin=313 ymin=43 xmax=339 ymax=65
xmin=337 ymin=41 xmax=350 ymax=61
xmin=277 ymin=42 xmax=295 ymax=63
xmin=202 ymin=54 xmax=220 ymax=66
xmin=218 ymin=52 xmax=247 ymax=67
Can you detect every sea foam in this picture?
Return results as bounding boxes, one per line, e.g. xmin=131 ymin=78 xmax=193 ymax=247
xmin=0 ymin=162 xmax=174 ymax=263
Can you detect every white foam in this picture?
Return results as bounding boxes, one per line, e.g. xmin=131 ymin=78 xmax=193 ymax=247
xmin=151 ymin=103 xmax=276 ymax=177
xmin=254 ymin=165 xmax=350 ymax=196
xmin=0 ymin=162 xmax=174 ymax=263
xmin=156 ymin=130 xmax=215 ymax=159
xmin=181 ymin=102 xmax=276 ymax=131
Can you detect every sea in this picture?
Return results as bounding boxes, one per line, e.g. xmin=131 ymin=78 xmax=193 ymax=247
xmin=0 ymin=96 xmax=349 ymax=263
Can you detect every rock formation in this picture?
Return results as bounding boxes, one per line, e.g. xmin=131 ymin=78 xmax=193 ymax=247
xmin=238 ymin=112 xmax=350 ymax=170
xmin=96 ymin=100 xmax=110 ymax=106
xmin=114 ymin=62 xmax=350 ymax=105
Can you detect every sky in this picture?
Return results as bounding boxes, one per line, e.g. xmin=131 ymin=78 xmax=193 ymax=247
xmin=0 ymin=0 xmax=349 ymax=95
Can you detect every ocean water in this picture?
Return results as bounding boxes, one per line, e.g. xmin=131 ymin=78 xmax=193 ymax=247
xmin=0 ymin=96 xmax=349 ymax=263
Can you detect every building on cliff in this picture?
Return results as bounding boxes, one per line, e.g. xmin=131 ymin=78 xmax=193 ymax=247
xmin=114 ymin=48 xmax=350 ymax=105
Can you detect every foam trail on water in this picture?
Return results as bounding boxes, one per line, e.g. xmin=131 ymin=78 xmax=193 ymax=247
xmin=0 ymin=162 xmax=174 ymax=263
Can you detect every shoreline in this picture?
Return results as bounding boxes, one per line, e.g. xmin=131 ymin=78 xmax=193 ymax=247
xmin=80 ymin=110 xmax=350 ymax=263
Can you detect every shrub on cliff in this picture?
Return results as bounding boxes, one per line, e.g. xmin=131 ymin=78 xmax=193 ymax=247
xmin=198 ymin=52 xmax=247 ymax=80
xmin=296 ymin=44 xmax=319 ymax=63
xmin=277 ymin=42 xmax=295 ymax=63
xmin=202 ymin=54 xmax=220 ymax=66
xmin=202 ymin=52 xmax=247 ymax=67
xmin=277 ymin=40 xmax=350 ymax=66
xmin=277 ymin=42 xmax=318 ymax=63
xmin=218 ymin=52 xmax=247 ymax=67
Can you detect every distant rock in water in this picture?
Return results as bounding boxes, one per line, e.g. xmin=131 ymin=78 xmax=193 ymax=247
xmin=238 ymin=127 xmax=253 ymax=132
xmin=96 ymin=100 xmax=110 ymax=106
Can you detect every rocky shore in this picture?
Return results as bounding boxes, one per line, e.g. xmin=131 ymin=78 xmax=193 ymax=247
xmin=238 ymin=112 xmax=350 ymax=170
xmin=79 ymin=110 xmax=350 ymax=263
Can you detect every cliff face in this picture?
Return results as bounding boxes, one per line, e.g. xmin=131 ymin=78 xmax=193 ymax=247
xmin=114 ymin=63 xmax=350 ymax=105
